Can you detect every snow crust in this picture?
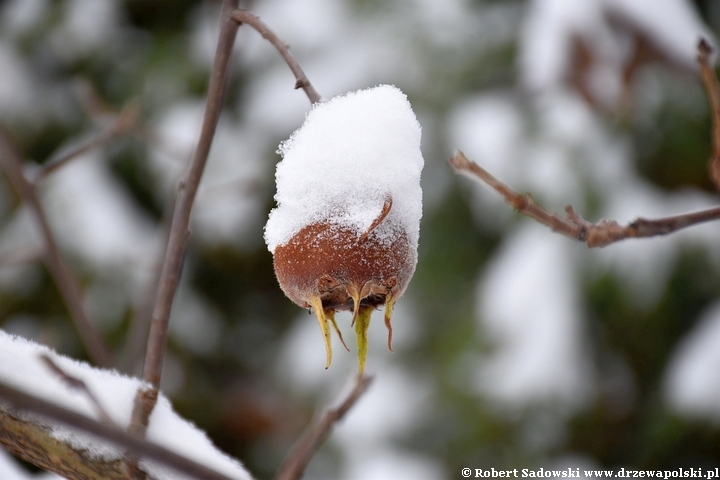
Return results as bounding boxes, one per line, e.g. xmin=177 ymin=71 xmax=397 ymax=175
xmin=0 ymin=330 xmax=251 ymax=480
xmin=264 ymin=85 xmax=423 ymax=252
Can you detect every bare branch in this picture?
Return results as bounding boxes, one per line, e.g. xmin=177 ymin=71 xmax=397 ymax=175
xmin=34 ymin=101 xmax=141 ymax=182
xmin=275 ymin=375 xmax=373 ymax=480
xmin=0 ymin=128 xmax=114 ymax=368
xmin=0 ymin=380 xmax=236 ymax=480
xmin=39 ymin=354 xmax=116 ymax=427
xmin=698 ymin=39 xmax=720 ymax=190
xmin=449 ymin=151 xmax=720 ymax=248
xmin=0 ymin=248 xmax=43 ymax=269
xmin=231 ymin=10 xmax=323 ymax=104
xmin=129 ymin=0 xmax=241 ymax=438
xmin=120 ymin=253 xmax=164 ymax=376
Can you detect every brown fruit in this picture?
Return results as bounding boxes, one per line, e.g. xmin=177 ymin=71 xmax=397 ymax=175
xmin=272 ymin=197 xmax=415 ymax=374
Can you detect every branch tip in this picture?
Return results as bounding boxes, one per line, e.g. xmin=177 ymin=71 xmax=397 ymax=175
xmin=699 ymin=38 xmax=713 ymax=57
xmin=231 ymin=9 xmax=322 ymax=104
xmin=448 ymin=151 xmax=720 ymax=248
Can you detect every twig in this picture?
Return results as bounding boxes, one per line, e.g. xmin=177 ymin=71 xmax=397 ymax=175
xmin=0 ymin=248 xmax=43 ymax=269
xmin=448 ymin=151 xmax=720 ymax=248
xmin=120 ymin=252 xmax=163 ymax=376
xmin=0 ymin=381 xmax=235 ymax=480
xmin=275 ymin=375 xmax=374 ymax=480
xmin=39 ymin=354 xmax=116 ymax=426
xmin=0 ymin=128 xmax=114 ymax=368
xmin=698 ymin=39 xmax=720 ymax=190
xmin=34 ymin=101 xmax=141 ymax=182
xmin=128 ymin=0 xmax=241 ymax=438
xmin=230 ymin=10 xmax=323 ymax=104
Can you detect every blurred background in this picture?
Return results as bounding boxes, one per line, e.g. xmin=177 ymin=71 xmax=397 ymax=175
xmin=1 ymin=0 xmax=720 ymax=478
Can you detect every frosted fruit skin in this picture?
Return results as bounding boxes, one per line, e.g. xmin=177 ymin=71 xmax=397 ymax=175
xmin=265 ymin=85 xmax=423 ymax=372
xmin=273 ymin=221 xmax=416 ymax=311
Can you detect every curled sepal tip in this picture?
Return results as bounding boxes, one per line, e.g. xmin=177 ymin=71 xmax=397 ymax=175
xmin=326 ymin=309 xmax=350 ymax=352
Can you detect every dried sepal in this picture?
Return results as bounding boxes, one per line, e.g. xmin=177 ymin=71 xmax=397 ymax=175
xmin=264 ymin=85 xmax=423 ymax=373
xmin=272 ymin=199 xmax=414 ymax=373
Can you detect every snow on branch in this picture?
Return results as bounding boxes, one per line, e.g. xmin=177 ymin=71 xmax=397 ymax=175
xmin=450 ymin=39 xmax=720 ymax=248
xmin=0 ymin=332 xmax=252 ymax=480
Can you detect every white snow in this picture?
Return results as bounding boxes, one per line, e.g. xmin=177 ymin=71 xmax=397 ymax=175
xmin=150 ymin=101 xmax=266 ymax=250
xmin=664 ymin=301 xmax=720 ymax=422
xmin=520 ymin=0 xmax=713 ymax=101
xmin=42 ymin=152 xmax=160 ymax=274
xmin=605 ymin=0 xmax=712 ymax=67
xmin=0 ymin=448 xmax=61 ymax=479
xmin=474 ymin=223 xmax=593 ymax=410
xmin=0 ymin=330 xmax=252 ymax=480
xmin=264 ymin=85 xmax=423 ymax=252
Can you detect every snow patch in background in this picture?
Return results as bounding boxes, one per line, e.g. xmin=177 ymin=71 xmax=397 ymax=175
xmin=520 ymin=0 xmax=713 ymax=105
xmin=169 ymin=282 xmax=223 ymax=356
xmin=42 ymin=153 xmax=160 ymax=276
xmin=0 ymin=0 xmax=49 ymax=37
xmin=49 ymin=0 xmax=121 ymax=61
xmin=0 ymin=44 xmax=40 ymax=123
xmin=342 ymin=449 xmax=445 ymax=480
xmin=475 ymin=223 xmax=593 ymax=410
xmin=605 ymin=0 xmax=713 ymax=67
xmin=664 ymin=301 xmax=720 ymax=422
xmin=448 ymin=93 xmax=525 ymax=187
xmin=151 ymin=101 xmax=266 ymax=249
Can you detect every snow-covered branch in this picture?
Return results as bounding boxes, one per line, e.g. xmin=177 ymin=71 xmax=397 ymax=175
xmin=0 ymin=332 xmax=252 ymax=480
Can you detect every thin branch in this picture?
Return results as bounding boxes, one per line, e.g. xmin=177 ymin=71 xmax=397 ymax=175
xmin=39 ymin=354 xmax=116 ymax=427
xmin=0 ymin=381 xmax=236 ymax=480
xmin=449 ymin=151 xmax=720 ymax=248
xmin=34 ymin=101 xmax=141 ymax=182
xmin=698 ymin=39 xmax=720 ymax=190
xmin=0 ymin=128 xmax=114 ymax=368
xmin=275 ymin=375 xmax=374 ymax=480
xmin=129 ymin=0 xmax=241 ymax=438
xmin=231 ymin=10 xmax=323 ymax=104
xmin=120 ymin=252 xmax=164 ymax=376
xmin=0 ymin=248 xmax=43 ymax=269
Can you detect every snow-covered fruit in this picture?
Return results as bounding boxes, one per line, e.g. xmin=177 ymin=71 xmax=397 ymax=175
xmin=264 ymin=85 xmax=423 ymax=374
